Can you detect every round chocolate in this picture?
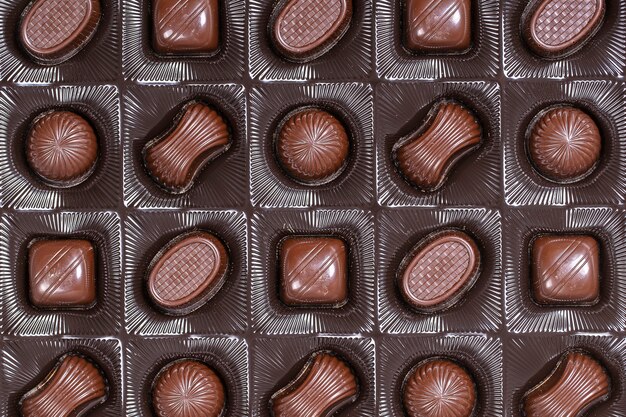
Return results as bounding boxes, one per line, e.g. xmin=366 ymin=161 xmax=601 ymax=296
xmin=527 ymin=106 xmax=601 ymax=183
xmin=26 ymin=110 xmax=98 ymax=187
xmin=152 ymin=359 xmax=225 ymax=417
xmin=275 ymin=108 xmax=350 ymax=185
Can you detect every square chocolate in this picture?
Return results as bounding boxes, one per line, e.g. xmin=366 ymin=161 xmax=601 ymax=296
xmin=404 ymin=0 xmax=472 ymax=53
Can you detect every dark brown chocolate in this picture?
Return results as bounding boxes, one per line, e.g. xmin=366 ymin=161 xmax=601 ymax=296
xmin=19 ymin=353 xmax=108 ymax=417
xmin=147 ymin=231 xmax=229 ymax=315
xmin=152 ymin=0 xmax=220 ymax=55
xmin=522 ymin=350 xmax=610 ymax=417
xmin=270 ymin=351 xmax=358 ymax=417
xmin=404 ymin=0 xmax=472 ymax=53
xmin=399 ymin=229 xmax=481 ymax=313
xmin=275 ymin=108 xmax=350 ymax=185
xmin=152 ymin=359 xmax=225 ymax=417
xmin=26 ymin=110 xmax=99 ymax=188
xmin=393 ymin=100 xmax=482 ymax=192
xmin=270 ymin=0 xmax=353 ymax=62
xmin=279 ymin=236 xmax=348 ymax=307
xmin=403 ymin=357 xmax=477 ymax=417
xmin=527 ymin=106 xmax=602 ymax=183
xmin=28 ymin=239 xmax=97 ymax=309
xmin=19 ymin=0 xmax=101 ymax=65
xmin=143 ymin=101 xmax=231 ymax=194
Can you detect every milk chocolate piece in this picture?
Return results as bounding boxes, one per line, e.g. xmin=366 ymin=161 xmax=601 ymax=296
xmin=399 ymin=229 xmax=481 ymax=313
xmin=393 ymin=100 xmax=482 ymax=192
xmin=152 ymin=0 xmax=219 ymax=55
xmin=144 ymin=101 xmax=231 ymax=194
xmin=270 ymin=351 xmax=358 ymax=417
xmin=279 ymin=236 xmax=348 ymax=307
xmin=152 ymin=359 xmax=225 ymax=417
xmin=523 ymin=350 xmax=610 ymax=417
xmin=19 ymin=353 xmax=108 ymax=417
xmin=403 ymin=358 xmax=477 ymax=417
xmin=26 ymin=110 xmax=99 ymax=188
xmin=522 ymin=0 xmax=605 ymax=58
xmin=19 ymin=0 xmax=101 ymax=65
xmin=404 ymin=0 xmax=472 ymax=53
xmin=275 ymin=108 xmax=350 ymax=185
xmin=28 ymin=239 xmax=96 ymax=309
xmin=531 ymin=234 xmax=600 ymax=306
xmin=527 ymin=106 xmax=601 ymax=183
xmin=270 ymin=0 xmax=353 ymax=62
xmin=147 ymin=231 xmax=229 ymax=315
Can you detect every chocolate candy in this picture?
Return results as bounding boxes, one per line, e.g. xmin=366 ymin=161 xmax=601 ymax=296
xmin=279 ymin=236 xmax=348 ymax=307
xmin=527 ymin=106 xmax=601 ymax=183
xmin=147 ymin=231 xmax=229 ymax=315
xmin=403 ymin=358 xmax=477 ymax=417
xmin=275 ymin=108 xmax=350 ymax=185
xmin=270 ymin=351 xmax=358 ymax=417
xmin=28 ymin=239 xmax=97 ymax=309
xmin=152 ymin=0 xmax=220 ymax=55
xmin=19 ymin=353 xmax=108 ymax=417
xmin=26 ymin=110 xmax=99 ymax=188
xmin=531 ymin=234 xmax=600 ymax=306
xmin=393 ymin=100 xmax=482 ymax=192
xmin=270 ymin=0 xmax=353 ymax=62
xmin=152 ymin=359 xmax=225 ymax=417
xmin=523 ymin=350 xmax=610 ymax=417
xmin=143 ymin=101 xmax=231 ymax=194
xmin=404 ymin=0 xmax=472 ymax=53
xmin=18 ymin=0 xmax=101 ymax=65
xmin=399 ymin=229 xmax=481 ymax=313
xmin=522 ymin=0 xmax=605 ymax=58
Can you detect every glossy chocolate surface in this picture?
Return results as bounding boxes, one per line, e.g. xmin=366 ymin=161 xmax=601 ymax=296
xmin=404 ymin=0 xmax=472 ymax=53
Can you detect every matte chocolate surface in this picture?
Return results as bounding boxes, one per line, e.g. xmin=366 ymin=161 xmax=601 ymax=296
xmin=404 ymin=0 xmax=472 ymax=53
xmin=147 ymin=231 xmax=229 ymax=315
xmin=19 ymin=0 xmax=101 ymax=65
xmin=152 ymin=359 xmax=225 ymax=417
xmin=393 ymin=100 xmax=482 ymax=192
xmin=403 ymin=357 xmax=477 ymax=417
xmin=28 ymin=239 xmax=97 ymax=309
xmin=523 ymin=350 xmax=610 ymax=417
xmin=270 ymin=351 xmax=358 ymax=417
xmin=19 ymin=353 xmax=108 ymax=417
xmin=143 ymin=101 xmax=231 ymax=194
xmin=270 ymin=0 xmax=353 ymax=62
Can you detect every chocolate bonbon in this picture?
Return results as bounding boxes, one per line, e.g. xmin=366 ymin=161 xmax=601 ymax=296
xmin=393 ymin=100 xmax=482 ymax=192
xmin=147 ymin=231 xmax=229 ymax=315
xmin=18 ymin=0 xmax=101 ymax=65
xmin=143 ymin=101 xmax=231 ymax=194
xmin=152 ymin=359 xmax=225 ymax=417
xmin=19 ymin=353 xmax=108 ymax=416
xmin=404 ymin=0 xmax=472 ymax=53
xmin=522 ymin=350 xmax=610 ymax=417
xmin=270 ymin=351 xmax=358 ymax=417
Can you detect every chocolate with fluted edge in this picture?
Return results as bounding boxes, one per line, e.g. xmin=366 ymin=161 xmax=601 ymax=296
xmin=404 ymin=0 xmax=472 ymax=53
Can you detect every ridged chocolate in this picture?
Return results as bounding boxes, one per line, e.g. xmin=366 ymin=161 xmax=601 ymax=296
xmin=404 ymin=0 xmax=472 ymax=53
xmin=270 ymin=0 xmax=353 ymax=62
xmin=527 ymin=106 xmax=601 ymax=183
xmin=523 ymin=350 xmax=610 ymax=417
xmin=403 ymin=358 xmax=477 ymax=417
xmin=399 ymin=229 xmax=481 ymax=313
xmin=19 ymin=0 xmax=101 ymax=65
xmin=522 ymin=0 xmax=605 ymax=58
xmin=152 ymin=359 xmax=225 ymax=417
xmin=26 ymin=110 xmax=99 ymax=188
xmin=147 ymin=231 xmax=229 ymax=315
xmin=275 ymin=108 xmax=350 ymax=185
xmin=19 ymin=354 xmax=108 ymax=417
xmin=393 ymin=100 xmax=482 ymax=192
xmin=143 ymin=101 xmax=231 ymax=194
xmin=279 ymin=236 xmax=348 ymax=307
xmin=270 ymin=351 xmax=358 ymax=417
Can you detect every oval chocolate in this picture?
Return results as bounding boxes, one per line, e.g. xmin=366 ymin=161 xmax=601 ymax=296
xmin=399 ymin=229 xmax=481 ymax=313
xmin=147 ymin=231 xmax=229 ymax=315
